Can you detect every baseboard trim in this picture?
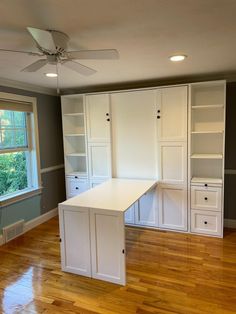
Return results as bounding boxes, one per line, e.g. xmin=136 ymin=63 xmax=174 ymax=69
xmin=224 ymin=219 xmax=236 ymax=228
xmin=24 ymin=208 xmax=58 ymax=233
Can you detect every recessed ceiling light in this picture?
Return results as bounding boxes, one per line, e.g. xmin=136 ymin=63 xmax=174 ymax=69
xmin=45 ymin=73 xmax=58 ymax=77
xmin=169 ymin=55 xmax=187 ymax=62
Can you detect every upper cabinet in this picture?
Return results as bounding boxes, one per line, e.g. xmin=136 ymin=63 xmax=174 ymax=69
xmin=157 ymin=86 xmax=188 ymax=142
xmin=85 ymin=94 xmax=111 ymax=143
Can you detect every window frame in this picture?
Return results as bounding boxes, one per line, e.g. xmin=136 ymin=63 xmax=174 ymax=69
xmin=0 ymin=92 xmax=42 ymax=206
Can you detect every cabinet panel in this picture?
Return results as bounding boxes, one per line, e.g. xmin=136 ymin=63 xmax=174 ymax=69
xmin=66 ymin=177 xmax=89 ymax=198
xmin=135 ymin=188 xmax=158 ymax=227
xmin=88 ymin=143 xmax=111 ymax=180
xmin=191 ymin=210 xmax=221 ymax=236
xmin=125 ymin=204 xmax=135 ymax=224
xmin=157 ymin=86 xmax=188 ymax=141
xmin=90 ymin=209 xmax=125 ymax=285
xmin=191 ymin=186 xmax=221 ymax=211
xmin=111 ymin=90 xmax=157 ymax=179
xmin=159 ymin=185 xmax=187 ymax=231
xmin=158 ymin=142 xmax=187 ymax=185
xmin=59 ymin=208 xmax=91 ymax=276
xmin=86 ymin=94 xmax=110 ymax=142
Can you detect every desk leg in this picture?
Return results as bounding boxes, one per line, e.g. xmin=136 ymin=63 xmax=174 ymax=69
xmin=90 ymin=209 xmax=126 ymax=285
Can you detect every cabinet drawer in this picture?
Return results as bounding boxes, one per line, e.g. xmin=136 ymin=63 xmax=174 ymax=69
xmin=66 ymin=178 xmax=89 ymax=197
xmin=191 ymin=186 xmax=221 ymax=211
xmin=191 ymin=210 xmax=221 ymax=236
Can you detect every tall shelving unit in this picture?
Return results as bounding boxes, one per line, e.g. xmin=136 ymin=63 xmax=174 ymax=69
xmin=61 ymin=95 xmax=89 ymax=198
xmin=189 ymin=81 xmax=226 ymax=237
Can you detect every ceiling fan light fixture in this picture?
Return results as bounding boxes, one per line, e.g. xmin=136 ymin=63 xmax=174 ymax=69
xmin=169 ymin=55 xmax=187 ymax=62
xmin=45 ymin=72 xmax=58 ymax=77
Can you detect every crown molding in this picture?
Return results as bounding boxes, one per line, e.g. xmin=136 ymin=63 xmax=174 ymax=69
xmin=0 ymin=77 xmax=57 ymax=96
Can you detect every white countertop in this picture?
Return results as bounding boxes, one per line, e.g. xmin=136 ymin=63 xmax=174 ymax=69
xmin=59 ymin=178 xmax=157 ymax=212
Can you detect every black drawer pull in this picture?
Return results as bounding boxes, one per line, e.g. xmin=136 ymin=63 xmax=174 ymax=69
xmin=204 ymin=221 xmax=208 ymax=225
xmin=75 ymin=187 xmax=79 ymax=190
xmin=107 ymin=118 xmax=110 ymax=121
xmin=204 ymin=197 xmax=208 ymax=201
xmin=75 ymin=176 xmax=78 ymax=179
xmin=106 ymin=113 xmax=109 ymax=116
xmin=205 ymin=184 xmax=208 ymax=187
xmin=157 ymin=110 xmax=160 ymax=113
xmin=157 ymin=116 xmax=161 ymax=119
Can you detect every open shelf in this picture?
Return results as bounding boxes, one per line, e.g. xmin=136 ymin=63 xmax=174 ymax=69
xmin=191 ymin=131 xmax=223 ymax=134
xmin=66 ymin=171 xmax=88 ymax=177
xmin=191 ymin=154 xmax=223 ymax=159
xmin=66 ymin=153 xmax=86 ymax=157
xmin=191 ymin=104 xmax=224 ymax=109
xmin=64 ymin=113 xmax=84 ymax=117
xmin=191 ymin=177 xmax=223 ymax=185
xmin=64 ymin=133 xmax=85 ymax=137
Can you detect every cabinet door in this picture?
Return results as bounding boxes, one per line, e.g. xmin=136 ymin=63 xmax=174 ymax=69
xmin=59 ymin=207 xmax=91 ymax=276
xmin=88 ymin=143 xmax=111 ymax=180
xmin=157 ymin=86 xmax=188 ymax=141
xmin=90 ymin=209 xmax=126 ymax=285
xmin=135 ymin=188 xmax=158 ymax=227
xmin=159 ymin=185 xmax=187 ymax=231
xmin=125 ymin=204 xmax=135 ymax=225
xmin=158 ymin=142 xmax=187 ymax=185
xmin=86 ymin=94 xmax=110 ymax=142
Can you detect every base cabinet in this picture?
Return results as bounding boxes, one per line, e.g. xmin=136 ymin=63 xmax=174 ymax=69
xmin=191 ymin=209 xmax=221 ymax=236
xmin=158 ymin=185 xmax=187 ymax=231
xmin=135 ymin=189 xmax=158 ymax=227
xmin=59 ymin=207 xmax=126 ymax=285
xmin=125 ymin=204 xmax=135 ymax=224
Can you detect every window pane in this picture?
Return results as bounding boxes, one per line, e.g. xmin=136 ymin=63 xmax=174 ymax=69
xmin=0 ymin=110 xmax=28 ymax=150
xmin=0 ymin=152 xmax=28 ymax=196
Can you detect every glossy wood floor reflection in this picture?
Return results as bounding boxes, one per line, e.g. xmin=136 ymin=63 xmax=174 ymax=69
xmin=1 ymin=218 xmax=236 ymax=314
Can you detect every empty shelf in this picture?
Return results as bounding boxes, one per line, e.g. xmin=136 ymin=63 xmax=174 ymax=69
xmin=191 ymin=154 xmax=223 ymax=159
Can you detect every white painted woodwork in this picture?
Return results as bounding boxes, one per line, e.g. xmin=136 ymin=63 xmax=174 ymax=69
xmin=111 ymin=90 xmax=157 ymax=179
xmin=135 ymin=188 xmax=158 ymax=227
xmin=191 ymin=209 xmax=221 ymax=236
xmin=66 ymin=177 xmax=89 ymax=198
xmin=125 ymin=204 xmax=135 ymax=224
xmin=191 ymin=186 xmax=221 ymax=211
xmin=157 ymin=86 xmax=188 ymax=141
xmin=86 ymin=94 xmax=111 ymax=143
xmin=61 ymin=179 xmax=157 ymax=212
xmin=88 ymin=143 xmax=111 ymax=180
xmin=59 ymin=208 xmax=91 ymax=276
xmin=159 ymin=185 xmax=187 ymax=231
xmin=158 ymin=142 xmax=187 ymax=185
xmin=90 ymin=209 xmax=125 ymax=285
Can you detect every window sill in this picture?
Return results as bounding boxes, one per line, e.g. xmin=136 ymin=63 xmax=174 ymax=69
xmin=0 ymin=187 xmax=43 ymax=207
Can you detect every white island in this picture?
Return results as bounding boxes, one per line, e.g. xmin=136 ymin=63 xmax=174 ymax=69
xmin=59 ymin=178 xmax=157 ymax=285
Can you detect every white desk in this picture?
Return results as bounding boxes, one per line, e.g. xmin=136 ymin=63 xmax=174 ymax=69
xmin=59 ymin=178 xmax=157 ymax=285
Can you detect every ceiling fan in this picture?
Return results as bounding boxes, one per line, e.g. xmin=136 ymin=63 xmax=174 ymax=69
xmin=0 ymin=27 xmax=119 ymax=76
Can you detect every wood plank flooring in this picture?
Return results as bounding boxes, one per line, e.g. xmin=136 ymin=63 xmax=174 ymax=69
xmin=0 ymin=217 xmax=236 ymax=314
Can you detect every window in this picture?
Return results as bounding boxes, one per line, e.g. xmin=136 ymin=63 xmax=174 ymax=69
xmin=0 ymin=93 xmax=41 ymax=203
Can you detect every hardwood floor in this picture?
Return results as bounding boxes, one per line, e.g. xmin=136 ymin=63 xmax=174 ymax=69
xmin=0 ymin=217 xmax=236 ymax=314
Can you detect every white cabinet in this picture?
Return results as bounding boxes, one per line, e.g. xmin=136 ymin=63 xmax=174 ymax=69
xmin=191 ymin=185 xmax=221 ymax=211
xmin=66 ymin=176 xmax=89 ymax=198
xmin=158 ymin=185 xmax=187 ymax=231
xmin=59 ymin=207 xmax=91 ymax=276
xmin=125 ymin=204 xmax=135 ymax=224
xmin=86 ymin=94 xmax=111 ymax=143
xmin=157 ymin=86 xmax=188 ymax=141
xmin=135 ymin=188 xmax=158 ymax=227
xmin=191 ymin=210 xmax=221 ymax=236
xmin=59 ymin=207 xmax=125 ymax=285
xmin=88 ymin=143 xmax=111 ymax=181
xmin=90 ymin=208 xmax=125 ymax=285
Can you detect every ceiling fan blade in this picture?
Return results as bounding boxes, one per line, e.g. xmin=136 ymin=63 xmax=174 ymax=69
xmin=0 ymin=48 xmax=42 ymax=56
xmin=67 ymin=49 xmax=119 ymax=60
xmin=21 ymin=59 xmax=48 ymax=72
xmin=27 ymin=27 xmax=56 ymax=51
xmin=62 ymin=60 xmax=96 ymax=76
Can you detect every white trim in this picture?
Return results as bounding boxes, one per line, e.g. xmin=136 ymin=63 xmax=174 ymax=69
xmin=225 ymin=169 xmax=236 ymax=175
xmin=0 ymin=187 xmax=42 ymax=207
xmin=0 ymin=235 xmax=4 ymax=246
xmin=224 ymin=219 xmax=236 ymax=228
xmin=41 ymin=164 xmax=64 ymax=174
xmin=24 ymin=207 xmax=58 ymax=233
xmin=0 ymin=77 xmax=57 ymax=96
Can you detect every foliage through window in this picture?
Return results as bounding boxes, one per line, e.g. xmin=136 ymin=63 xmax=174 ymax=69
xmin=0 ymin=110 xmax=30 ymax=197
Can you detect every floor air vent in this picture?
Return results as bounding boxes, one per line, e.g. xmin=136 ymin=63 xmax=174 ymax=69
xmin=2 ymin=220 xmax=24 ymax=243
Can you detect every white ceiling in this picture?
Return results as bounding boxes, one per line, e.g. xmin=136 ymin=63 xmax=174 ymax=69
xmin=1 ymin=0 xmax=236 ymax=92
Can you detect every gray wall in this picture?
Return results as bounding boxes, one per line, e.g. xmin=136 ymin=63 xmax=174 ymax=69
xmin=0 ymin=85 xmax=66 ymax=232
xmin=224 ymin=82 xmax=236 ymax=219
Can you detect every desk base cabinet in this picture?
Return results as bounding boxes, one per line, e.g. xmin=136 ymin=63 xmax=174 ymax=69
xmin=59 ymin=206 xmax=126 ymax=285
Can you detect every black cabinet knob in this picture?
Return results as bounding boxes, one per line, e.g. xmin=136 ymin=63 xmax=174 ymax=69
xmin=157 ymin=116 xmax=160 ymax=119
xmin=157 ymin=110 xmax=160 ymax=113
xmin=107 ymin=118 xmax=110 ymax=121
xmin=76 ymin=187 xmax=79 ymax=190
xmin=204 ymin=221 xmax=208 ymax=225
xmin=205 ymin=184 xmax=208 ymax=187
xmin=106 ymin=113 xmax=109 ymax=116
xmin=204 ymin=197 xmax=208 ymax=201
xmin=75 ymin=176 xmax=78 ymax=179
